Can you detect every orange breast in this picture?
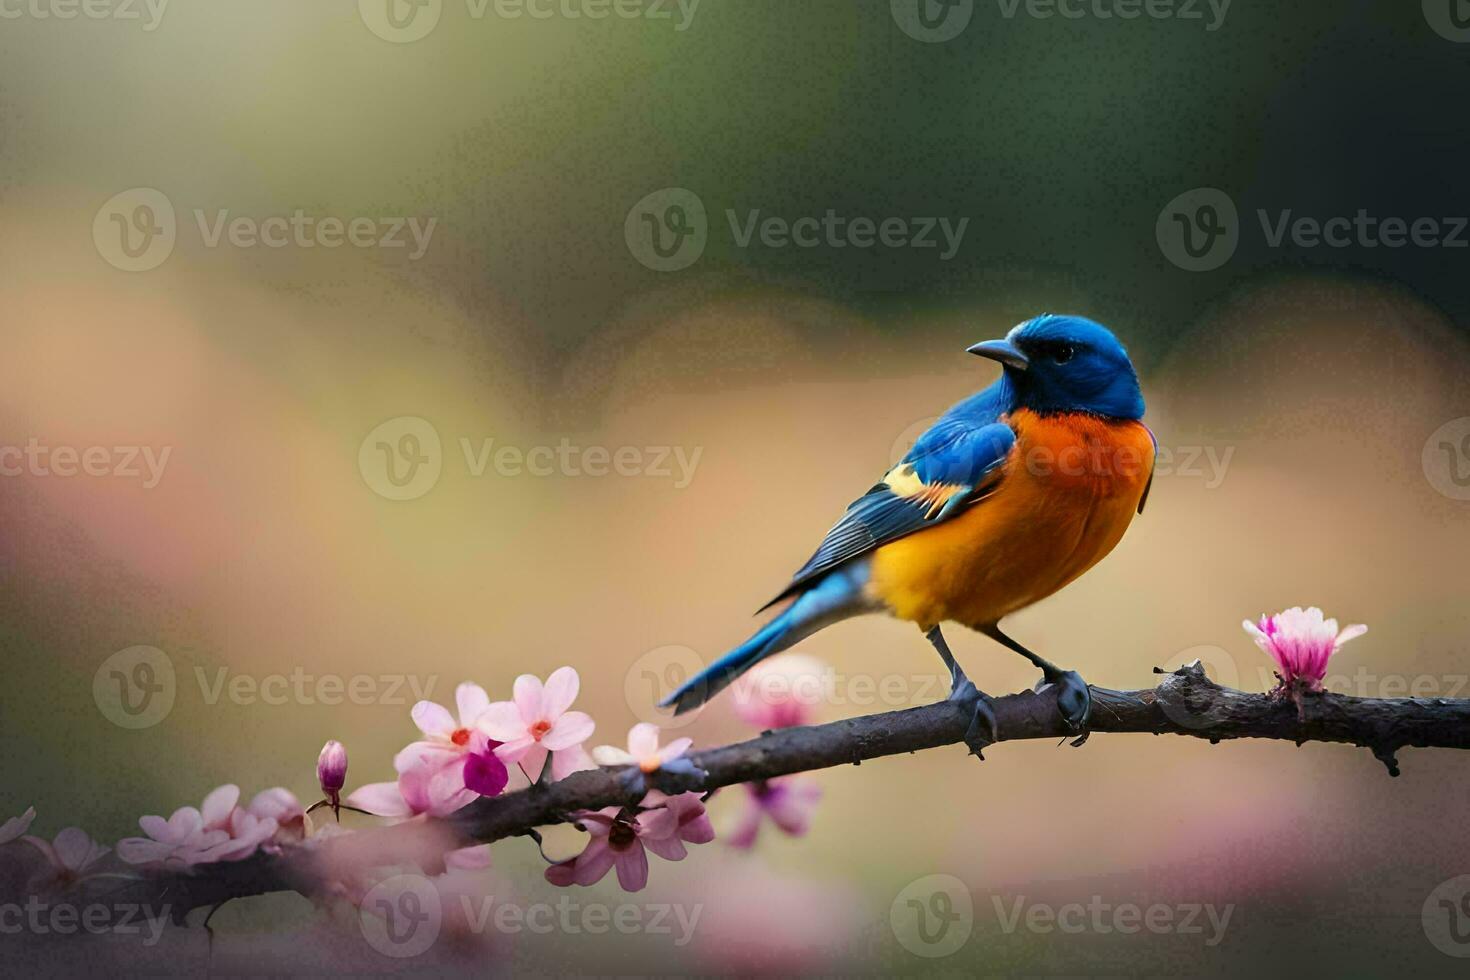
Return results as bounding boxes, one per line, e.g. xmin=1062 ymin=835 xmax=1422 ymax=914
xmin=867 ymin=410 xmax=1154 ymax=629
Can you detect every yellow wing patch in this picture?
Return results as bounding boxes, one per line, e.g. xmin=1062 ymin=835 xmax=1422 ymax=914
xmin=882 ymin=463 xmax=968 ymax=520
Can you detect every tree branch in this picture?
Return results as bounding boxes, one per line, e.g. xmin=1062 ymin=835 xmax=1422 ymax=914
xmin=125 ymin=661 xmax=1470 ymax=918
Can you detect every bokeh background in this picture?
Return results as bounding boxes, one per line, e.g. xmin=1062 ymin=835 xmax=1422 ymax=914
xmin=3 ymin=0 xmax=1470 ymax=974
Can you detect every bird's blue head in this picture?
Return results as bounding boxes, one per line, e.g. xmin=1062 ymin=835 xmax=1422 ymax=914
xmin=968 ymin=314 xmax=1145 ymax=420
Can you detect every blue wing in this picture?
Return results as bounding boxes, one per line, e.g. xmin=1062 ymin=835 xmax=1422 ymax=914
xmin=755 ymin=417 xmax=1016 ymax=613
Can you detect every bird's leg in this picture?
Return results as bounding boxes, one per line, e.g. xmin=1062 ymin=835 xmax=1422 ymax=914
xmin=926 ymin=625 xmax=998 ymax=758
xmin=979 ymin=623 xmax=1091 ymax=737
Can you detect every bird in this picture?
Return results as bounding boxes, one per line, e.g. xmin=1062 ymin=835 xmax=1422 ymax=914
xmin=660 ymin=313 xmax=1156 ymax=754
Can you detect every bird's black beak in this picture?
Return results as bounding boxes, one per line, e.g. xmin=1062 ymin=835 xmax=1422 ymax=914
xmin=967 ymin=339 xmax=1029 ymax=372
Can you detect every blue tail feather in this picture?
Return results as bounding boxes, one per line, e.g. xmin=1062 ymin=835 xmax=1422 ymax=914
xmin=659 ymin=563 xmax=873 ymax=716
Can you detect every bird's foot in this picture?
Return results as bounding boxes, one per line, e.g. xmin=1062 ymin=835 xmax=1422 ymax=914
xmin=1034 ymin=667 xmax=1091 ymax=743
xmin=948 ymin=675 xmax=999 ymax=760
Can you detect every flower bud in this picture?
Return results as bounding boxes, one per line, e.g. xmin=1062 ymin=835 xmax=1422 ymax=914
xmin=317 ymin=740 xmax=347 ymax=803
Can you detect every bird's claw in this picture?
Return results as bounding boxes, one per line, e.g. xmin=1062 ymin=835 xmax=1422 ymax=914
xmin=1035 ymin=668 xmax=1091 ymax=738
xmin=949 ymin=677 xmax=999 ymax=760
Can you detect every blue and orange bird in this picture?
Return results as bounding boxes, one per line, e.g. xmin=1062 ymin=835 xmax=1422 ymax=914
xmin=661 ymin=314 xmax=1156 ymax=752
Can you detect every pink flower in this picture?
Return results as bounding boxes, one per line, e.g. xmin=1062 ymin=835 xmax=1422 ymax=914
xmin=726 ymin=776 xmax=821 ymax=849
xmin=1244 ymin=606 xmax=1367 ymax=694
xmin=392 ymin=683 xmax=509 ymax=813
xmin=545 ymin=807 xmax=677 ymax=892
xmin=729 ymin=654 xmax=829 ymax=730
xmin=341 ymin=774 xmax=494 ymax=871
xmin=0 ymin=807 xmax=36 ymax=845
xmin=592 ymin=723 xmax=693 ymax=775
xmin=118 ymin=784 xmax=275 ymax=867
xmin=22 ymin=828 xmax=109 ymax=884
xmin=480 ymin=668 xmax=596 ymax=782
xmin=245 ymin=788 xmax=305 ymax=850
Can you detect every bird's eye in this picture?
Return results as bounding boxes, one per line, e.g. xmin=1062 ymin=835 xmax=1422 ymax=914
xmin=1052 ymin=344 xmax=1075 ymax=364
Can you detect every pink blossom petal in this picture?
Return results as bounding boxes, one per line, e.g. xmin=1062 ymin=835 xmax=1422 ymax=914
xmin=116 ymin=838 xmax=177 ymax=865
xmin=53 ymin=828 xmax=102 ymax=872
xmin=492 ymin=734 xmax=537 ymax=765
xmin=612 ymin=842 xmax=649 ymax=892
xmin=636 ymin=807 xmax=679 ymax=840
xmin=248 ymin=788 xmax=303 ymax=823
xmin=655 ymin=738 xmax=693 ymax=765
xmin=542 ymin=711 xmax=595 ymax=751
xmin=726 ymin=798 xmax=764 ymax=850
xmin=642 ymin=833 xmax=688 ymax=862
xmin=411 ymin=700 xmax=457 ymax=739
xmin=200 ymin=785 xmax=240 ymax=829
xmin=477 ymin=701 xmax=528 ymax=741
xmin=455 ymin=683 xmax=491 ymax=728
xmin=572 ymin=838 xmax=618 ymax=886
xmin=627 ymin=723 xmax=661 ymax=759
xmin=512 ymin=674 xmax=544 ymax=725
xmin=592 ymin=746 xmax=636 ymax=767
xmin=424 ymin=757 xmax=476 ymax=816
xmin=576 ymin=809 xmax=619 ymax=836
xmin=540 ymin=667 xmax=580 ymax=719
xmin=0 ymin=807 xmax=37 ymax=844
xmin=394 ymin=740 xmax=461 ymax=775
xmin=345 ymin=781 xmax=414 ymax=818
xmin=465 ymin=749 xmax=510 ymax=797
xmin=551 ymin=746 xmax=596 ymax=781
xmin=164 ymin=807 xmax=205 ymax=843
xmin=1335 ymin=624 xmax=1368 ymax=647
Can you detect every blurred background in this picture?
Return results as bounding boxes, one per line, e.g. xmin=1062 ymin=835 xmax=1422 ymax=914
xmin=3 ymin=0 xmax=1470 ymax=974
